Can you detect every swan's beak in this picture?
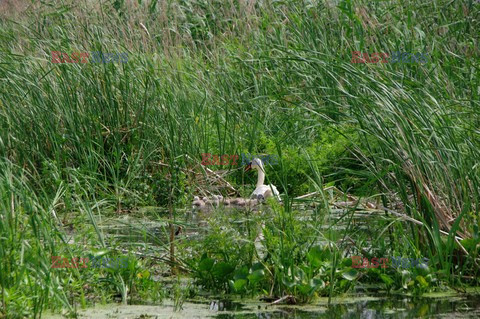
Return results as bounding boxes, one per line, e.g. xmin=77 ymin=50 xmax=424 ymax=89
xmin=245 ymin=162 xmax=252 ymax=172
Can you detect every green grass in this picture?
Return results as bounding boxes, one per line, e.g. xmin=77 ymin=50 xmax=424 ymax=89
xmin=0 ymin=0 xmax=479 ymax=316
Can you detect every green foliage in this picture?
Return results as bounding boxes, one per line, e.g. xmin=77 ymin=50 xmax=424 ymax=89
xmin=261 ymin=125 xmax=362 ymax=196
xmin=0 ymin=0 xmax=479 ymax=315
xmin=192 ymin=253 xmax=263 ymax=293
xmin=187 ymin=203 xmax=357 ymax=302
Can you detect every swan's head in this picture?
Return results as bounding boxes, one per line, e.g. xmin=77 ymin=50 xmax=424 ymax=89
xmin=245 ymin=157 xmax=263 ymax=172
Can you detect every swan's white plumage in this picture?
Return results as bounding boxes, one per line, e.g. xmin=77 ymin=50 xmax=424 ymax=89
xmin=248 ymin=158 xmax=281 ymax=201
xmin=252 ymin=184 xmax=280 ymax=200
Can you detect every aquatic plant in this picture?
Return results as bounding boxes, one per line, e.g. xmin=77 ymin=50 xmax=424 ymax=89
xmin=0 ymin=0 xmax=479 ymax=316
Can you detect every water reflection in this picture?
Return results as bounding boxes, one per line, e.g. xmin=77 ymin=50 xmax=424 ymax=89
xmin=213 ymin=294 xmax=480 ymax=318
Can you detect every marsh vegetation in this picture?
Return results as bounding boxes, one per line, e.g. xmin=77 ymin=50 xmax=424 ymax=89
xmin=0 ymin=0 xmax=479 ymax=317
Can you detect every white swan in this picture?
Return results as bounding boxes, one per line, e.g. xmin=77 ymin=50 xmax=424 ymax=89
xmin=245 ymin=158 xmax=281 ymax=201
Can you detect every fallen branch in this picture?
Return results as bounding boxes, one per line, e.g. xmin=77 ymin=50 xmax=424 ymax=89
xmin=185 ymin=154 xmax=239 ymax=195
xmin=271 ymin=295 xmax=296 ymax=305
xmin=294 ymin=191 xmax=320 ymax=200
xmin=202 ymin=166 xmax=238 ymax=193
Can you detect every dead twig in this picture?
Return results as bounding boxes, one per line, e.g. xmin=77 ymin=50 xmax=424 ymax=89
xmin=139 ymin=22 xmax=150 ymax=37
xmin=271 ymin=295 xmax=296 ymax=305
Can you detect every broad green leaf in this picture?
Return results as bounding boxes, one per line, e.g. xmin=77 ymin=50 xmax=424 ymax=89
xmin=282 ymin=277 xmax=296 ymax=288
xmin=342 ymin=269 xmax=358 ymax=281
xmin=212 ymin=262 xmax=234 ymax=279
xmin=307 ymin=246 xmax=323 ymax=268
xmin=380 ymin=274 xmax=394 ymax=286
xmin=234 ymin=265 xmax=249 ymax=280
xmin=248 ymin=269 xmax=265 ymax=285
xmin=251 ymin=262 xmax=264 ymax=271
xmin=233 ymin=279 xmax=247 ymax=291
xmin=312 ymin=278 xmax=325 ymax=290
xmin=198 ymin=257 xmax=214 ymax=272
xmin=416 ymin=275 xmax=428 ymax=288
xmin=297 ymin=284 xmax=311 ymax=295
xmin=401 ymin=270 xmax=412 ymax=289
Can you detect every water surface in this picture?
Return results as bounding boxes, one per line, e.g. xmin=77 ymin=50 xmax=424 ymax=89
xmin=44 ymin=292 xmax=480 ymax=318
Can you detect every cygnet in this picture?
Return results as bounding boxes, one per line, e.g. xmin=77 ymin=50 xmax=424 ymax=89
xmin=203 ymin=196 xmax=213 ymax=206
xmin=212 ymin=195 xmax=220 ymax=207
xmin=192 ymin=196 xmax=205 ymax=209
xmin=235 ymin=198 xmax=246 ymax=207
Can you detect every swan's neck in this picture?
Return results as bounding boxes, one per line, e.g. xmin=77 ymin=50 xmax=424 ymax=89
xmin=256 ymin=168 xmax=265 ymax=187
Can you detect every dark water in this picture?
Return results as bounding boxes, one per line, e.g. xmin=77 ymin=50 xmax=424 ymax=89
xmin=87 ymin=209 xmax=480 ymax=319
xmin=211 ymin=294 xmax=480 ymax=319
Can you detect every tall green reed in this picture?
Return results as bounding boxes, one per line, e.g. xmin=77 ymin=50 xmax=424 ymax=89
xmin=0 ymin=0 xmax=479 ymax=315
